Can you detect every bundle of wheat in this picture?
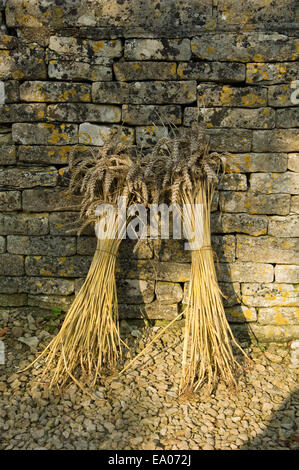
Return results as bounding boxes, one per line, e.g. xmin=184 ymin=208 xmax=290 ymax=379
xmin=121 ymin=122 xmax=249 ymax=395
xmin=28 ymin=130 xmax=142 ymax=390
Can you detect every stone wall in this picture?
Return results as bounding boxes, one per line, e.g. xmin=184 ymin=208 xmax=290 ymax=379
xmin=0 ymin=0 xmax=298 ymax=343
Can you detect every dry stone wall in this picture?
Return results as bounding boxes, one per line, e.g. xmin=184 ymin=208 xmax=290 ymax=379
xmin=0 ymin=0 xmax=298 ymax=344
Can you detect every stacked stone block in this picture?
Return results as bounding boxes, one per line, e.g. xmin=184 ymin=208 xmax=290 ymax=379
xmin=0 ymin=0 xmax=298 ymax=344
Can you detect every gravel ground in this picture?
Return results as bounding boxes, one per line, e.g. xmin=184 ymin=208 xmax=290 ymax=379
xmin=0 ymin=310 xmax=298 ymax=451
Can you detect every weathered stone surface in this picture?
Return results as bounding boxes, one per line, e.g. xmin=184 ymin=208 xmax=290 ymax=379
xmin=124 ymin=39 xmax=190 ymax=61
xmin=20 ymin=81 xmax=91 ymax=103
xmin=217 ymin=173 xmax=247 ymax=191
xmin=253 ymin=130 xmax=298 ymax=153
xmin=3 ymin=80 xmax=19 ymax=103
xmin=25 ymin=255 xmax=92 ymax=277
xmin=155 ymin=281 xmax=183 ymax=304
xmin=225 ymin=305 xmax=257 ymax=323
xmin=119 ymin=301 xmax=178 ymax=320
xmin=0 ymin=293 xmax=27 ymax=306
xmin=177 ymin=62 xmax=245 ymax=82
xmin=268 ymin=216 xmax=299 ymax=238
xmin=288 ymin=154 xmax=299 ymax=173
xmin=18 ymin=145 xmax=69 ymax=164
xmin=0 ymin=235 xmax=5 ymax=253
xmin=12 ymin=123 xmax=78 ymax=145
xmin=0 ymin=46 xmax=47 ymax=80
xmin=246 ymin=62 xmax=299 ymax=85
xmin=236 ymin=235 xmax=299 ymax=264
xmin=0 ymin=213 xmax=48 ymax=236
xmin=249 ymin=324 xmax=299 ymax=342
xmin=191 ymin=33 xmax=298 ymax=62
xmin=49 ymin=36 xmax=122 ymax=58
xmin=92 ymin=81 xmax=197 ymax=104
xmin=211 ymin=212 xmax=268 ymax=236
xmin=0 ymin=276 xmax=25 ymax=293
xmin=49 ymin=212 xmax=84 ymax=236
xmin=218 ymin=262 xmax=274 ymax=283
xmin=277 ymin=108 xmax=299 ymax=129
xmin=212 ymin=235 xmax=235 ymax=262
xmin=275 ymin=265 xmax=299 ymax=283
xmin=116 ymin=260 xmax=190 ymax=283
xmin=197 ymin=84 xmax=267 ymax=107
xmin=6 ymin=0 xmax=211 ymax=34
xmin=0 ymin=253 xmax=24 ymax=276
xmin=219 ymin=191 xmax=290 ymax=215
xmin=0 ymin=34 xmax=17 ymax=49
xmin=28 ymin=294 xmax=74 ymax=312
xmin=26 ymin=277 xmax=75 ymax=295
xmin=0 ymin=103 xmax=46 ymax=122
xmin=77 ymin=236 xmax=153 ymax=260
xmin=250 ymin=172 xmax=299 ymax=194
xmin=48 ymin=60 xmax=112 ymax=81
xmin=207 ymin=129 xmax=252 ymax=152
xmin=47 ymin=104 xmax=121 ymax=123
xmin=78 ymin=123 xmax=134 ymax=146
xmin=219 ymin=282 xmax=241 ymax=307
xmin=242 ymin=283 xmax=299 ymax=308
xmin=0 ymin=166 xmax=57 ymax=188
xmin=0 ymin=145 xmax=16 ymax=165
xmin=117 ymin=279 xmax=155 ymax=304
xmin=76 ymin=236 xmax=96 ymax=255
xmin=114 ymin=62 xmax=177 ymax=81
xmin=268 ymin=83 xmax=297 ymax=107
xmin=225 ymin=153 xmax=288 ymax=173
xmin=258 ymin=307 xmax=299 ymax=325
xmin=136 ymin=126 xmax=168 ymax=148
xmin=291 ymin=196 xmax=299 ymax=214
xmin=22 ymin=188 xmax=81 ymax=212
xmin=7 ymin=235 xmax=76 ymax=256
xmin=0 ymin=191 xmax=21 ymax=211
xmin=219 ymin=0 xmax=297 ymax=25
xmin=184 ymin=107 xmax=274 ymax=129
xmin=122 ymin=105 xmax=182 ymax=125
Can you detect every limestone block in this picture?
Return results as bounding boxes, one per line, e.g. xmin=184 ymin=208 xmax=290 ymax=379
xmin=47 ymin=103 xmax=121 ymax=123
xmin=124 ymin=38 xmax=191 ymax=61
xmin=12 ymin=123 xmax=78 ymax=145
xmin=155 ymin=281 xmax=183 ymax=304
xmin=92 ymin=81 xmax=197 ymax=104
xmin=114 ymin=62 xmax=177 ymax=81
xmin=177 ymin=62 xmax=245 ymax=82
xmin=225 ymin=153 xmax=287 ymax=173
xmin=275 ymin=265 xmax=299 ymax=283
xmin=268 ymin=216 xmax=299 ymax=237
xmin=48 ymin=60 xmax=112 ymax=81
xmin=246 ymin=62 xmax=299 ymax=85
xmin=197 ymin=84 xmax=267 ymax=107
xmin=7 ymin=235 xmax=76 ymax=256
xmin=0 ymin=191 xmax=21 ymax=211
xmin=25 ymin=255 xmax=92 ymax=277
xmin=191 ymin=33 xmax=298 ymax=62
xmin=219 ymin=191 xmax=290 ymax=215
xmin=0 ymin=213 xmax=48 ymax=236
xmin=122 ymin=104 xmax=182 ymax=125
xmin=236 ymin=235 xmax=299 ymax=264
xmin=0 ymin=166 xmax=57 ymax=188
xmin=20 ymin=81 xmax=91 ymax=102
xmin=0 ymin=145 xmax=16 ymax=165
xmin=184 ymin=107 xmax=275 ymax=129
xmin=0 ymin=253 xmax=24 ymax=276
xmin=250 ymin=172 xmax=299 ymax=194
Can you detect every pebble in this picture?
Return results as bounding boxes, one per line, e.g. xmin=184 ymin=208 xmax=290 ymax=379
xmin=0 ymin=312 xmax=298 ymax=450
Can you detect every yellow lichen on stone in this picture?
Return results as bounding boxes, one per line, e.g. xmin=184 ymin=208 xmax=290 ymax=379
xmin=242 ymin=93 xmax=266 ymax=106
xmin=220 ymin=86 xmax=232 ymax=105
